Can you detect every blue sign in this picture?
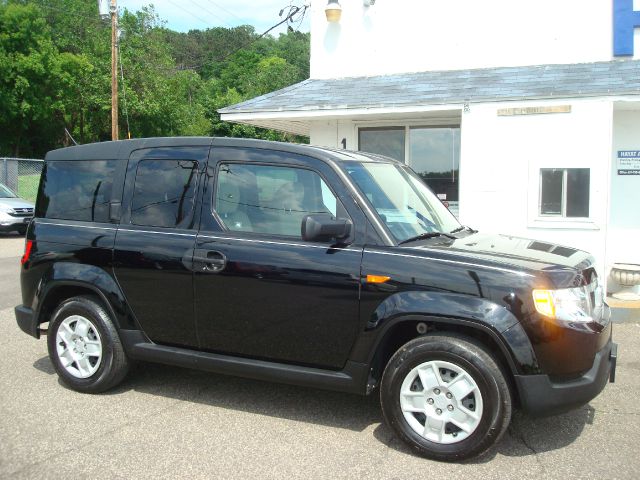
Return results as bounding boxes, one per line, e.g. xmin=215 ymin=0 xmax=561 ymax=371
xmin=617 ymin=150 xmax=640 ymax=175
xmin=618 ymin=150 xmax=640 ymax=157
xmin=614 ymin=0 xmax=640 ymax=56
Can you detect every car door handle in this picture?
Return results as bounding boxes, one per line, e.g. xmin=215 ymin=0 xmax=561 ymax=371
xmin=193 ymin=249 xmax=227 ymax=273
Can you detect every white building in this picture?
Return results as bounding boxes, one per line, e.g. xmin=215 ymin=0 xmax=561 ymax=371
xmin=220 ymin=0 xmax=640 ymax=296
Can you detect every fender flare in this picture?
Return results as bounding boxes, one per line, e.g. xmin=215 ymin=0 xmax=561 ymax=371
xmin=367 ymin=314 xmax=539 ymax=377
xmin=33 ymin=263 xmax=138 ymax=331
xmin=360 ymin=291 xmax=540 ymax=377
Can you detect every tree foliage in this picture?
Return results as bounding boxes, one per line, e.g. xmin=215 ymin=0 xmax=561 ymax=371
xmin=0 ymin=0 xmax=310 ymax=157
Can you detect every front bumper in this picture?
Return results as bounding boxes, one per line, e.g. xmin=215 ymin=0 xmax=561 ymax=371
xmin=15 ymin=305 xmax=40 ymax=339
xmin=515 ymin=338 xmax=617 ymax=416
xmin=0 ymin=213 xmax=31 ymax=231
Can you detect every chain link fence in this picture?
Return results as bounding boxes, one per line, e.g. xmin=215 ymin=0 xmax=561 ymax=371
xmin=0 ymin=158 xmax=44 ymax=203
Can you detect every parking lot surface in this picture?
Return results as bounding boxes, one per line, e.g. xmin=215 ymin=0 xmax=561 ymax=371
xmin=1 ymin=234 xmax=638 ymax=479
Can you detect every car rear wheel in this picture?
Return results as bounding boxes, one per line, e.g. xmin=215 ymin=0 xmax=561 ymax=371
xmin=380 ymin=334 xmax=512 ymax=461
xmin=47 ymin=296 xmax=129 ymax=393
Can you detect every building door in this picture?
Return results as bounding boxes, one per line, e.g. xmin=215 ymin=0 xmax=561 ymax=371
xmin=359 ymin=126 xmax=460 ymax=217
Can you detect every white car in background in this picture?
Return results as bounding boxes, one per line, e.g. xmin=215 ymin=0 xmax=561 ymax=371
xmin=0 ymin=183 xmax=34 ymax=235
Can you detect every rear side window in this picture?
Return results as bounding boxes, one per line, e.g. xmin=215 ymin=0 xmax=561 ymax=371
xmin=36 ymin=160 xmax=116 ymax=222
xmin=131 ymin=159 xmax=198 ymax=228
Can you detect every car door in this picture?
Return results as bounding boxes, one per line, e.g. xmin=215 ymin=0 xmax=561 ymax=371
xmin=194 ymin=146 xmax=366 ymax=369
xmin=113 ymin=146 xmax=207 ymax=348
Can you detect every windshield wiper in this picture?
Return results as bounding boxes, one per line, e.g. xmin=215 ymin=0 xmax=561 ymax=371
xmin=450 ymin=225 xmax=477 ymax=234
xmin=398 ymin=231 xmax=456 ymax=245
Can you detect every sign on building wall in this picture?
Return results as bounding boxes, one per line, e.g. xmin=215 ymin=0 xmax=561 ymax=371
xmin=618 ymin=150 xmax=640 ymax=175
xmin=497 ymin=106 xmax=571 ymax=116
xmin=614 ymin=0 xmax=640 ymax=56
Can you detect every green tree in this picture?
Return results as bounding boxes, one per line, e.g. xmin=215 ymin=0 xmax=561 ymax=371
xmin=0 ymin=3 xmax=62 ymax=155
xmin=118 ymin=8 xmax=209 ymax=138
xmin=249 ymin=56 xmax=301 ymax=97
xmin=1 ymin=0 xmax=311 ymax=157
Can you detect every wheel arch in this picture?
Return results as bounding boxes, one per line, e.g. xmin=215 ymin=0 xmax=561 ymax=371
xmin=35 ymin=281 xmax=128 ymax=333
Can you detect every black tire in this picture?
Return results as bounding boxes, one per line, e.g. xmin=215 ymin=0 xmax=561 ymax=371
xmin=380 ymin=334 xmax=512 ymax=461
xmin=47 ymin=296 xmax=129 ymax=393
xmin=16 ymin=226 xmax=26 ymax=235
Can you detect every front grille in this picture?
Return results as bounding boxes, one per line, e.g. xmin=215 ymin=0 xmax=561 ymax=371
xmin=8 ymin=208 xmax=34 ymax=217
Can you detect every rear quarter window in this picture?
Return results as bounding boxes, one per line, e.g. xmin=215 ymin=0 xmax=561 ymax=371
xmin=130 ymin=159 xmax=198 ymax=228
xmin=36 ymin=160 xmax=117 ymax=222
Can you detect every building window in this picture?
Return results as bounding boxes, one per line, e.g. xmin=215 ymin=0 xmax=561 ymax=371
xmin=539 ymin=168 xmax=590 ymax=218
xmin=409 ymin=127 xmax=460 ymax=217
xmin=359 ymin=127 xmax=405 ymax=162
xmin=359 ymin=126 xmax=460 ymax=217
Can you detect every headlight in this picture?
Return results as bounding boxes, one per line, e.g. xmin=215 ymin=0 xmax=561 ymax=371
xmin=0 ymin=204 xmax=15 ymax=214
xmin=533 ymin=282 xmax=603 ymax=322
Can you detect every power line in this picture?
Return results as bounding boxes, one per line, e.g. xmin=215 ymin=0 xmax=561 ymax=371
xmin=165 ymin=0 xmax=212 ymax=29
xmin=202 ymin=0 xmax=247 ymax=24
xmin=38 ymin=2 xmax=105 ymax=23
xmin=291 ymin=1 xmax=309 ymax=31
xmin=187 ymin=0 xmax=235 ymax=28
xmin=34 ymin=1 xmax=308 ymax=74
xmin=176 ymin=4 xmax=308 ymax=70
xmin=221 ymin=5 xmax=305 ymax=60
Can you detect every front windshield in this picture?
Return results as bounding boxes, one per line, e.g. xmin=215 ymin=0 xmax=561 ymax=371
xmin=0 ymin=184 xmax=17 ymax=198
xmin=344 ymin=162 xmax=461 ymax=243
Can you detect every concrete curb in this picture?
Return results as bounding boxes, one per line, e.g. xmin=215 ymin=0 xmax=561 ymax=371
xmin=611 ymin=307 xmax=640 ymax=323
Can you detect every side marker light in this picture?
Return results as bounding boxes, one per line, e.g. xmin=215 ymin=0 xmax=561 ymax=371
xmin=366 ymin=274 xmax=391 ymax=284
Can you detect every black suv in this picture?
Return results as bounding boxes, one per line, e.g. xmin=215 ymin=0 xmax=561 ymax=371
xmin=15 ymin=138 xmax=616 ymax=461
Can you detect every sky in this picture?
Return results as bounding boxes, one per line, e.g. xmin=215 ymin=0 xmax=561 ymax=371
xmin=117 ymin=0 xmax=310 ymax=35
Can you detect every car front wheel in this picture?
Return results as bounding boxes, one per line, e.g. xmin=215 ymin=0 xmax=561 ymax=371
xmin=380 ymin=333 xmax=512 ymax=461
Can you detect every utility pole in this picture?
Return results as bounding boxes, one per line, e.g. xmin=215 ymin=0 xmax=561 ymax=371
xmin=110 ymin=0 xmax=119 ymax=141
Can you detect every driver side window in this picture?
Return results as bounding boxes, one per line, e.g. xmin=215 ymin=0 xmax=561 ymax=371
xmin=214 ymin=163 xmax=344 ymax=238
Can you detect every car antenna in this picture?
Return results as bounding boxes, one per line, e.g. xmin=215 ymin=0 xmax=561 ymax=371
xmin=64 ymin=127 xmax=78 ymax=146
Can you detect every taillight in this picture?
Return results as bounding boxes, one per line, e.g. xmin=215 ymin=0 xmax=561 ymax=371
xmin=21 ymin=240 xmax=33 ymax=265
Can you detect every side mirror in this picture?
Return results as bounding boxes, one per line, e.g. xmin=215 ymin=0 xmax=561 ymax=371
xmin=301 ymin=214 xmax=352 ymax=243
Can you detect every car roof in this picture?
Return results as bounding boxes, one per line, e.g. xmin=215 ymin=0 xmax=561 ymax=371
xmin=45 ymin=137 xmax=212 ymax=161
xmin=44 ymin=137 xmax=402 ymax=165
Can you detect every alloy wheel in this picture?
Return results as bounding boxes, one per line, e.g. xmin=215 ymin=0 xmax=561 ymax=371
xmin=399 ymin=360 xmax=483 ymax=444
xmin=55 ymin=315 xmax=103 ymax=379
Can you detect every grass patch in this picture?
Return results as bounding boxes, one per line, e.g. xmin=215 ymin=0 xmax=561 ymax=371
xmin=17 ymin=174 xmax=41 ymax=202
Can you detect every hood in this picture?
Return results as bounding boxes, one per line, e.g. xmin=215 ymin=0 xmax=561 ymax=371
xmin=0 ymin=197 xmax=35 ymax=209
xmin=402 ymin=232 xmax=594 ymax=275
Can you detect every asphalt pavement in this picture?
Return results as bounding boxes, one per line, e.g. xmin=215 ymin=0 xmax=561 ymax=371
xmin=1 ymin=233 xmax=639 ymax=479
